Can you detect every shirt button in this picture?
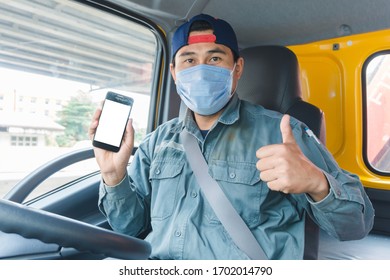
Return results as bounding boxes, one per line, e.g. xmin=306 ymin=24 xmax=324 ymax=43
xmin=155 ymin=168 xmax=161 ymax=175
xmin=175 ymin=230 xmax=181 ymax=237
xmin=229 ymin=172 xmax=236 ymax=179
xmin=191 ymin=192 xmax=197 ymax=198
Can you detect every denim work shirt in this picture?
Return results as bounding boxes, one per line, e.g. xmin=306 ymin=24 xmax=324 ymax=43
xmin=98 ymin=94 xmax=374 ymax=260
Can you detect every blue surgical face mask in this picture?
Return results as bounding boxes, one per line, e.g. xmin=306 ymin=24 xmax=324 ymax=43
xmin=175 ymin=64 xmax=236 ymax=116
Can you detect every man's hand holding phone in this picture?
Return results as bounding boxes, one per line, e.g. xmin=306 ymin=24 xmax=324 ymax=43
xmin=89 ymin=92 xmax=134 ymax=186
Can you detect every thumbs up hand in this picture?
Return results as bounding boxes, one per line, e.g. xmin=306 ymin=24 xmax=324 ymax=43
xmin=256 ymin=115 xmax=329 ymax=201
xmin=280 ymin=113 xmax=297 ymax=144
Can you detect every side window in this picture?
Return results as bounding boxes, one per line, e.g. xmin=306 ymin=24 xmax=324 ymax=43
xmin=0 ymin=1 xmax=157 ymax=199
xmin=364 ymin=52 xmax=390 ymax=173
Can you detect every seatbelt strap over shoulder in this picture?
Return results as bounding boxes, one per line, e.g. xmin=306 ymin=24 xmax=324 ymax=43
xmin=180 ymin=129 xmax=267 ymax=260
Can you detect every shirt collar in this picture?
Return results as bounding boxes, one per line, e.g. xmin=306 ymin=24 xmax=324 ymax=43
xmin=218 ymin=93 xmax=240 ymax=125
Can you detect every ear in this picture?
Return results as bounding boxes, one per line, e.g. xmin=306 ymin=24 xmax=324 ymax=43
xmin=170 ymin=63 xmax=177 ymax=82
xmin=235 ymin=57 xmax=244 ymax=79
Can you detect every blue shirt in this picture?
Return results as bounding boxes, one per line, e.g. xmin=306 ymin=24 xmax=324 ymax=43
xmin=98 ymin=94 xmax=374 ymax=259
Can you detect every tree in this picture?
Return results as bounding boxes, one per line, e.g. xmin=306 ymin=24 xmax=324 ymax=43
xmin=56 ymin=91 xmax=96 ymax=147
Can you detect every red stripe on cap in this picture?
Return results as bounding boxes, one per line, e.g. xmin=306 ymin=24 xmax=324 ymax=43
xmin=188 ymin=34 xmax=216 ymax=44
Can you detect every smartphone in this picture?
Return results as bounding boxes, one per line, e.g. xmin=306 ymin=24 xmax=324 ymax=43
xmin=93 ymin=91 xmax=134 ymax=152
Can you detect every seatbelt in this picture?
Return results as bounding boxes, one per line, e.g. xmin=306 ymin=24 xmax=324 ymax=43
xmin=180 ymin=129 xmax=267 ymax=260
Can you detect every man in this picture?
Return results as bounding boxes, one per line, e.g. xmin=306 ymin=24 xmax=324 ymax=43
xmin=90 ymin=14 xmax=374 ymax=259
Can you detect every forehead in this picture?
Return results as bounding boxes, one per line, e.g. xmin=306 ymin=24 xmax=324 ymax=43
xmin=176 ymin=41 xmax=231 ymax=56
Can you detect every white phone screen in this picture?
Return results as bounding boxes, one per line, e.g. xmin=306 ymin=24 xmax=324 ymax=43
xmin=94 ymin=99 xmax=131 ymax=148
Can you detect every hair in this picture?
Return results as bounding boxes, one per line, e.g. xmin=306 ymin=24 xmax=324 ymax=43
xmin=171 ymin=20 xmax=239 ymax=66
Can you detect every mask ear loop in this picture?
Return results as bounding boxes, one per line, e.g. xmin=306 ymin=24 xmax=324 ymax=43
xmin=230 ymin=63 xmax=238 ymax=96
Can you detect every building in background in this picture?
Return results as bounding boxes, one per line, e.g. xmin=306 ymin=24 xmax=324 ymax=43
xmin=0 ymin=89 xmax=66 ymax=147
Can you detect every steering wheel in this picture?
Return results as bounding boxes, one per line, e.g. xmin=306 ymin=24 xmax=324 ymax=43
xmin=0 ymin=147 xmax=151 ymax=260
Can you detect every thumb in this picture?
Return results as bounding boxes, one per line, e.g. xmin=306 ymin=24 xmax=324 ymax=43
xmin=124 ymin=118 xmax=134 ymax=144
xmin=280 ymin=114 xmax=295 ymax=144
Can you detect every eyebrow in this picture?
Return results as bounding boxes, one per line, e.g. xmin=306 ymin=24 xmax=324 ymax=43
xmin=207 ymin=47 xmax=227 ymax=55
xmin=178 ymin=47 xmax=228 ymax=58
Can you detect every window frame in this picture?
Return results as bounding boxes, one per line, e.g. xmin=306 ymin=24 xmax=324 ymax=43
xmin=362 ymin=50 xmax=390 ymax=176
xmin=76 ymin=0 xmax=170 ymax=132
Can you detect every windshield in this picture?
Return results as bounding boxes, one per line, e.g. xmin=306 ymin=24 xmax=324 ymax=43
xmin=0 ymin=0 xmax=157 ymax=199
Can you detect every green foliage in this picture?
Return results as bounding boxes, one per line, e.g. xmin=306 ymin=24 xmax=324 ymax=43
xmin=56 ymin=92 xmax=96 ymax=147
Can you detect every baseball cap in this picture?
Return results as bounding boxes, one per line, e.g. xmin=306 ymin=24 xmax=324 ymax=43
xmin=171 ymin=14 xmax=239 ymax=60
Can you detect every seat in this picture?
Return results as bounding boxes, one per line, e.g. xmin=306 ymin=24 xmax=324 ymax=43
xmin=237 ymin=45 xmax=326 ymax=144
xmin=236 ymin=45 xmax=326 ymax=259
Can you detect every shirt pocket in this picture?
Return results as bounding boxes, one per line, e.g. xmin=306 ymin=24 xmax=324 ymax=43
xmin=207 ymin=160 xmax=264 ymax=228
xmin=149 ymin=159 xmax=184 ymax=220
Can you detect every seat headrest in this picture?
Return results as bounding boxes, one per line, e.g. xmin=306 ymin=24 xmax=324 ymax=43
xmin=237 ymin=45 xmax=302 ymax=113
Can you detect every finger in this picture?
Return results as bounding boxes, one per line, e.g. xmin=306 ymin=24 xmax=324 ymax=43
xmin=256 ymin=145 xmax=276 ymax=159
xmin=93 ymin=107 xmax=102 ymax=122
xmin=256 ymin=157 xmax=277 ymax=172
xmin=256 ymin=144 xmax=284 ymax=159
xmin=266 ymin=179 xmax=290 ymax=194
xmin=259 ymin=169 xmax=278 ymax=183
xmin=280 ymin=114 xmax=296 ymax=144
xmin=123 ymin=118 xmax=135 ymax=148
xmin=127 ymin=118 xmax=134 ymax=139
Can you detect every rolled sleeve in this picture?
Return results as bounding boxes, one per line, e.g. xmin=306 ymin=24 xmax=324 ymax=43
xmin=293 ymin=120 xmax=374 ymax=240
xmin=305 ymin=170 xmax=374 ymax=240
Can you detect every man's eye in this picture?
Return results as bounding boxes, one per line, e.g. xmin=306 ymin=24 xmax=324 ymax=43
xmin=185 ymin=58 xmax=194 ymax=63
xmin=210 ymin=57 xmax=221 ymax=63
